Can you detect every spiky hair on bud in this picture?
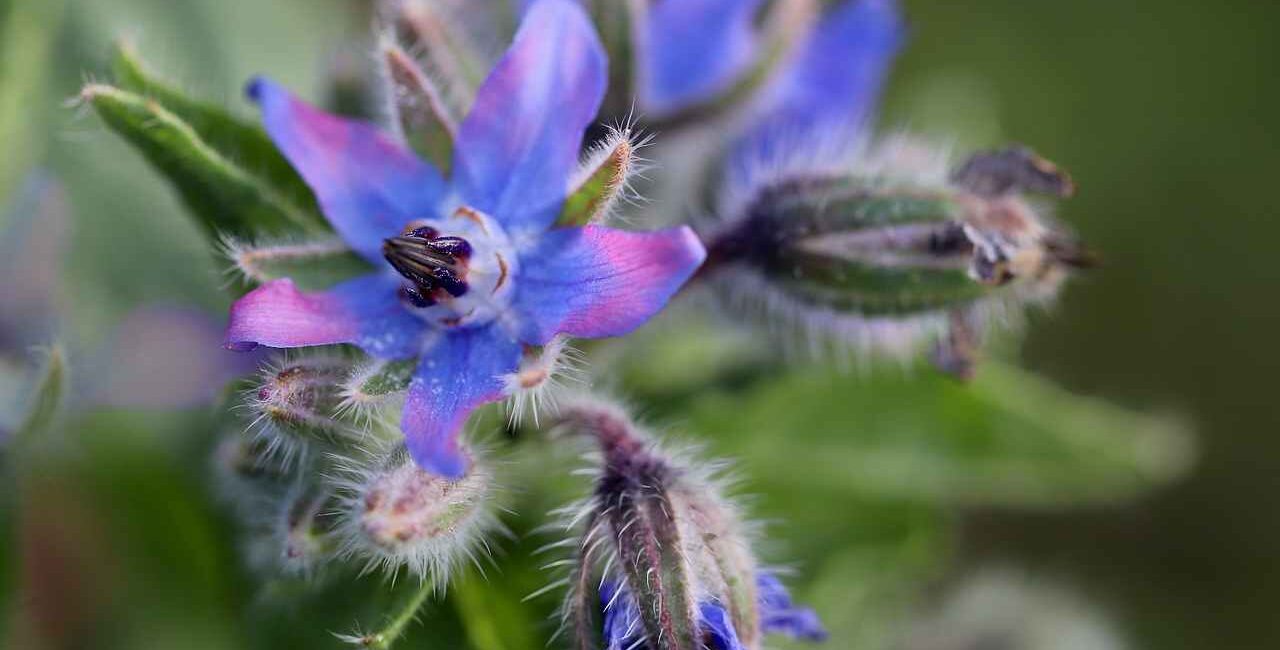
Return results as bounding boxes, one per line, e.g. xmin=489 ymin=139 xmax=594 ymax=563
xmin=240 ymin=352 xmax=362 ymax=467
xmin=375 ymin=0 xmax=497 ymax=120
xmin=501 ymin=336 xmax=586 ymax=428
xmin=271 ymin=485 xmax=341 ymax=577
xmin=219 ymin=235 xmax=368 ymax=292
xmin=536 ymin=394 xmax=822 ymax=650
xmin=700 ymin=130 xmax=1090 ymax=377
xmin=560 ymin=123 xmax=654 ymax=227
xmin=329 ymin=441 xmax=502 ymax=584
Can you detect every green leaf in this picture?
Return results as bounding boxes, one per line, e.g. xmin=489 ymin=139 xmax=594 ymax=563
xmin=224 ymin=237 xmax=373 ymax=292
xmin=84 ymin=83 xmax=323 ymax=239
xmin=13 ymin=345 xmax=66 ymax=451
xmin=109 ymin=40 xmax=325 ymax=228
xmin=0 ymin=0 xmax=64 ymax=213
xmin=670 ymin=358 xmax=1194 ymax=508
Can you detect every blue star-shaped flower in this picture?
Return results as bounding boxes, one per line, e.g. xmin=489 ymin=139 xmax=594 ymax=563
xmin=224 ymin=0 xmax=705 ymax=478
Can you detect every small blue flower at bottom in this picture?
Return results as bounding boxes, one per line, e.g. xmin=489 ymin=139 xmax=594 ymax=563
xmin=223 ymin=0 xmax=705 ymax=479
xmin=600 ymin=572 xmax=827 ymax=650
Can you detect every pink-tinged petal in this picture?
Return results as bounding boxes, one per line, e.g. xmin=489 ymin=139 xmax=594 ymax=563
xmin=452 ymin=0 xmax=606 ymax=236
xmin=225 ymin=274 xmax=425 ymax=359
xmin=401 ymin=326 xmax=521 ymax=478
xmin=248 ymin=77 xmax=446 ymax=261
xmin=511 ymin=225 xmax=706 ymax=344
xmin=633 ymin=0 xmax=765 ymax=116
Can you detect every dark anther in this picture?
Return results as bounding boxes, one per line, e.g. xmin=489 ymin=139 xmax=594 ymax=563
xmin=383 ymin=228 xmax=472 ymax=306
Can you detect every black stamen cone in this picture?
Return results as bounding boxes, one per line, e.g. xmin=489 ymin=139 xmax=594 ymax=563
xmin=383 ymin=231 xmax=472 ymax=304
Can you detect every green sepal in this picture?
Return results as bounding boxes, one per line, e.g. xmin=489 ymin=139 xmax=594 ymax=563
xmin=13 ymin=346 xmax=66 ymax=452
xmin=557 ymin=134 xmax=632 ymax=227
xmin=382 ymin=43 xmax=456 ymax=175
xmin=350 ymin=359 xmax=417 ymax=400
xmin=225 ymin=237 xmax=373 ymax=293
xmin=109 ymin=40 xmax=325 ymax=231
xmin=85 ymin=84 xmax=322 ymax=239
xmin=773 ymin=263 xmax=990 ymax=316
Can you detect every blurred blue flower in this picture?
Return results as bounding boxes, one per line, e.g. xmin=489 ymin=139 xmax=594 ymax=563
xmin=600 ymin=572 xmax=826 ymax=649
xmin=224 ymin=0 xmax=705 ymax=479
xmin=635 ymin=0 xmax=903 ymax=141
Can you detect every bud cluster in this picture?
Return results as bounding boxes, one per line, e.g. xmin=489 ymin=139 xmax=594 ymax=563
xmin=212 ymin=351 xmax=499 ymax=583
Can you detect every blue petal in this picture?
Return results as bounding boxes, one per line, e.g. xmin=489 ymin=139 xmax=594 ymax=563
xmin=248 ymin=77 xmax=447 ymax=263
xmin=401 ymin=325 xmax=521 ymax=478
xmin=756 ymin=572 xmax=828 ymax=641
xmin=225 ymin=272 xmax=426 ymax=360
xmin=599 ymin=579 xmax=644 ymax=649
xmin=452 ymin=0 xmax=606 ymax=237
xmin=510 ymin=225 xmax=705 ymax=345
xmin=700 ymin=602 xmax=747 ymax=650
xmin=634 ymin=0 xmax=765 ymax=115
xmin=742 ymin=0 xmax=904 ymax=148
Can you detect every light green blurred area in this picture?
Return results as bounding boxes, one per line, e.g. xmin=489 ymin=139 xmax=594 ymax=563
xmin=1 ymin=0 xmax=1276 ymax=649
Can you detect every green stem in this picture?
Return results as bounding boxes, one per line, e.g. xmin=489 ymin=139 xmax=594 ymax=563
xmin=357 ymin=578 xmax=436 ymax=649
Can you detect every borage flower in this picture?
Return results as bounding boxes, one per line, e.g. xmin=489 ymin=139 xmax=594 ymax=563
xmin=224 ymin=0 xmax=705 ymax=478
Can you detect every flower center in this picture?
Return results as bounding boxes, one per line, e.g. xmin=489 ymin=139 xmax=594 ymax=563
xmin=383 ymin=206 xmax=518 ymax=329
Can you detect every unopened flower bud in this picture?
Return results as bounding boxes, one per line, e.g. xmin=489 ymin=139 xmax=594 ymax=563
xmin=552 ymin=396 xmax=823 ymax=650
xmin=337 ymin=444 xmax=497 ymax=581
xmin=703 ymin=138 xmax=1091 ymax=376
xmin=274 ymin=487 xmax=340 ymax=576
xmin=247 ymin=355 xmax=355 ymax=459
xmin=210 ymin=430 xmax=294 ymax=516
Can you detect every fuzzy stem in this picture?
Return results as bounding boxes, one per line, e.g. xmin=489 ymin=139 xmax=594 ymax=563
xmin=356 ymin=578 xmax=436 ymax=649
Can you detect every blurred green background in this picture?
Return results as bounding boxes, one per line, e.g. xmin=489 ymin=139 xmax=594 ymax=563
xmin=1 ymin=0 xmax=1276 ymax=648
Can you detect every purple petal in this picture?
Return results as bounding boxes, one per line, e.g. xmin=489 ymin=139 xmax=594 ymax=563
xmin=452 ymin=0 xmax=606 ymax=235
xmin=634 ymin=0 xmax=765 ymax=115
xmin=700 ymin=602 xmax=747 ymax=650
xmin=225 ymin=274 xmax=425 ymax=359
xmin=511 ymin=225 xmax=706 ymax=344
xmin=743 ymin=0 xmax=904 ymax=147
xmin=401 ymin=325 xmax=521 ymax=478
xmin=248 ymin=77 xmax=446 ymax=261
xmin=756 ymin=572 xmax=828 ymax=641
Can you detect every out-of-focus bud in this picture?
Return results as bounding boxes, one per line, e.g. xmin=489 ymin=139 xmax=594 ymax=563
xmin=552 ymin=395 xmax=823 ymax=650
xmin=274 ymin=487 xmax=340 ymax=576
xmin=336 ymin=444 xmax=498 ymax=581
xmin=247 ymin=354 xmax=355 ymax=459
xmin=379 ymin=38 xmax=457 ymax=173
xmin=702 ymin=138 xmax=1091 ymax=377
